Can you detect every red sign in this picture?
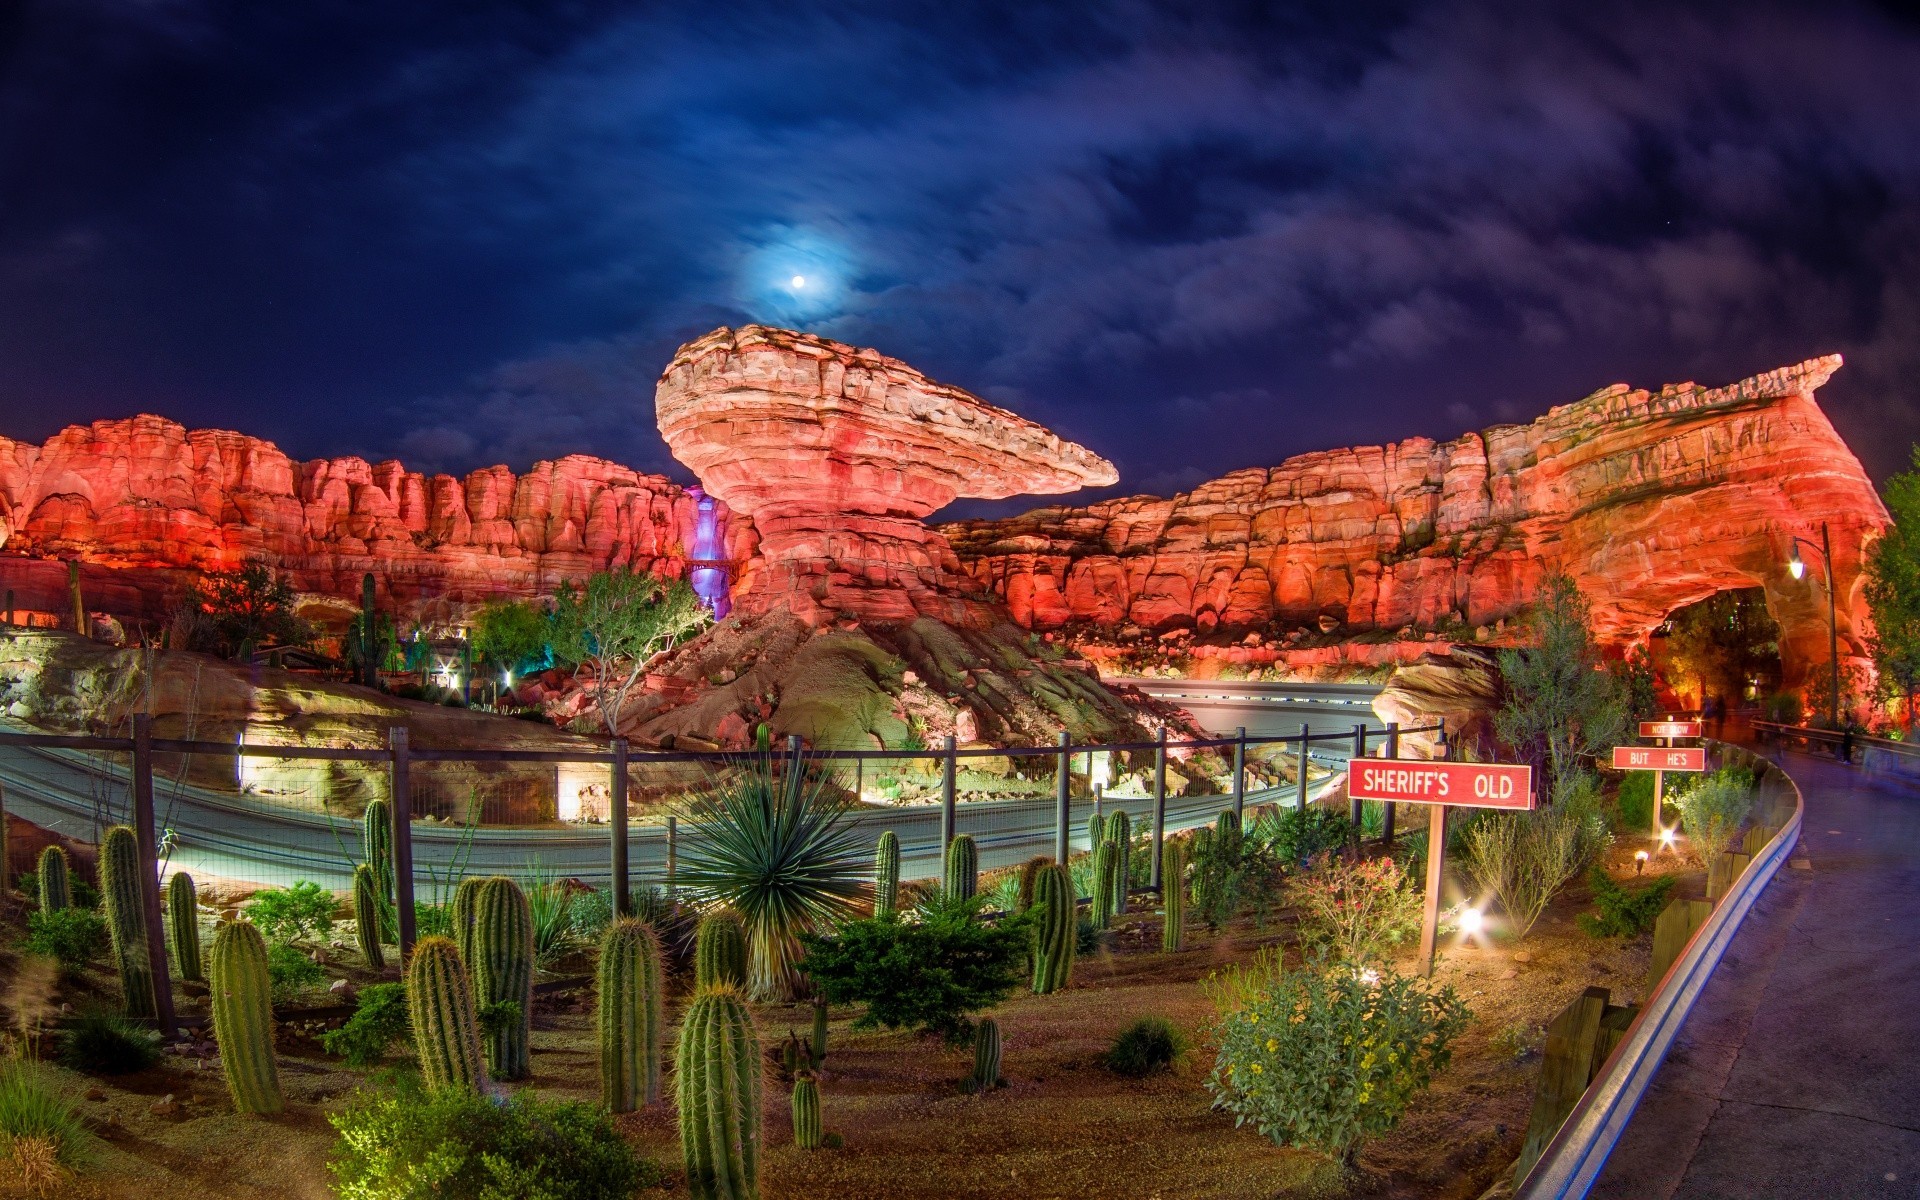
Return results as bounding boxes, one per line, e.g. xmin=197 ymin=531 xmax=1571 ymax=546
xmin=1349 ymin=760 xmax=1535 ymax=810
xmin=1640 ymin=720 xmax=1702 ymax=739
xmin=1611 ymin=746 xmax=1706 ymax=772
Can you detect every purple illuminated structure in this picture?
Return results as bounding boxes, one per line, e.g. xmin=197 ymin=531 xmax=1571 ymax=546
xmin=687 ymin=485 xmax=731 ymax=619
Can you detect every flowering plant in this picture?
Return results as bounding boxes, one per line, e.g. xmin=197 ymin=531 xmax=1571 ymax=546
xmin=1290 ymin=853 xmax=1423 ymax=964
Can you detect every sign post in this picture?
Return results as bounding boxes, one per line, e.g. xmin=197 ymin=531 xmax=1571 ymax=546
xmin=1349 ymin=756 xmax=1535 ymax=975
xmin=1624 ymin=720 xmax=1704 ymax=836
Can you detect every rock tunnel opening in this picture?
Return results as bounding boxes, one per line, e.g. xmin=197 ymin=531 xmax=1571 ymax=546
xmin=1649 ymin=587 xmax=1784 ymax=713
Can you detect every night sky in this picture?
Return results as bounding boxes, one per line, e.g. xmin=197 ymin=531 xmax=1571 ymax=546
xmin=4 ymin=1 xmax=1920 ymax=517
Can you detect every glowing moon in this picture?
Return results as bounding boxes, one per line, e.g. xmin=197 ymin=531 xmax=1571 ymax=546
xmin=790 ymin=275 xmax=807 ymax=288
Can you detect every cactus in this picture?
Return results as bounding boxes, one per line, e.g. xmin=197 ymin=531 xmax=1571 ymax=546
xmin=598 ymin=918 xmax=665 ymax=1112
xmin=408 ymin=934 xmax=486 ymax=1093
xmin=1216 ymin=808 xmax=1243 ymax=857
xmin=167 ymin=871 xmax=204 ymax=983
xmin=363 ymin=799 xmax=395 ymax=910
xmin=99 ymin=825 xmax=157 ymax=1021
xmin=1015 ymin=855 xmax=1050 ymax=913
xmin=676 ymin=985 xmax=762 ymax=1200
xmin=346 ymin=572 xmax=388 ymax=688
xmin=1030 ymin=862 xmax=1076 ymax=995
xmin=811 ymin=997 xmax=829 ymax=1064
xmin=1091 ymin=839 xmax=1117 ymax=930
xmin=36 ymin=845 xmax=71 ymax=912
xmin=781 ymin=1030 xmax=805 ymax=1075
xmin=1108 ymin=810 xmax=1132 ymax=914
xmin=695 ymin=911 xmax=748 ymax=991
xmin=352 ymin=864 xmax=385 ymax=971
xmin=473 ymin=876 xmax=534 ymax=1080
xmin=452 ymin=875 xmax=483 ymax=963
xmin=210 ymin=921 xmax=283 ymax=1114
xmin=791 ymin=1069 xmax=822 ymax=1149
xmin=1161 ymin=838 xmax=1187 ymax=953
xmin=971 ymin=1016 xmax=1003 ymax=1091
xmin=873 ymin=830 xmax=900 ymax=918
xmin=1087 ymin=810 xmax=1106 ymax=853
xmin=943 ymin=834 xmax=978 ymax=901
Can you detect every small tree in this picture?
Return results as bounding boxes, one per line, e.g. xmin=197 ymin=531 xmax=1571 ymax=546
xmin=471 ymin=599 xmax=551 ymax=678
xmin=549 ymin=571 xmax=708 ymax=737
xmin=1495 ymin=574 xmax=1627 ymax=797
xmin=178 ymin=562 xmax=314 ymax=659
xmin=1663 ymin=590 xmax=1780 ymax=708
xmin=1866 ymin=448 xmax=1920 ymax=730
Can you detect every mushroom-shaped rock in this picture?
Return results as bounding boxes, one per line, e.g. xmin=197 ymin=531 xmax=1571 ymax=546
xmin=656 ymin=325 xmax=1117 ymax=626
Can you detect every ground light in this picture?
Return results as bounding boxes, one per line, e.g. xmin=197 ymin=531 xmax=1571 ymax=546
xmin=1659 ymin=827 xmax=1677 ymax=852
xmin=1635 ymin=849 xmax=1649 ymax=875
xmin=1457 ymin=906 xmax=1485 ymax=936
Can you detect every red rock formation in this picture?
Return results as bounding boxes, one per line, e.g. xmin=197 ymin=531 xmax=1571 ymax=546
xmin=0 ymin=415 xmax=749 ymax=624
xmin=655 ymin=325 xmax=1116 ymax=626
xmin=945 ymin=357 xmax=1887 ymax=691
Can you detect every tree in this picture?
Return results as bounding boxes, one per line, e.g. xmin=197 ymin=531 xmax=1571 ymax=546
xmin=1495 ymin=573 xmax=1627 ymax=797
xmin=1662 ymin=589 xmax=1780 ymax=707
xmin=549 ymin=570 xmax=709 ymax=737
xmin=1865 ymin=448 xmax=1920 ymax=730
xmin=471 ymin=599 xmax=551 ymax=677
xmin=177 ymin=563 xmax=314 ymax=659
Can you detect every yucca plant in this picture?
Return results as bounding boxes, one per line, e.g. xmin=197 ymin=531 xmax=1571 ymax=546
xmin=676 ymin=752 xmax=868 ymax=1001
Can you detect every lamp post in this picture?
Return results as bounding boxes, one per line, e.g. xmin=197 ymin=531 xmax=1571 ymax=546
xmin=1787 ymin=521 xmax=1841 ymax=730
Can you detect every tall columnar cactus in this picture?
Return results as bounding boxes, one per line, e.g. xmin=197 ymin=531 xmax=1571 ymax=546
xmin=474 ymin=876 xmax=534 ymax=1080
xmin=1015 ymin=855 xmax=1050 ymax=913
xmin=972 ymin=1016 xmax=1003 ymax=1090
xmin=1216 ymin=808 xmax=1243 ymax=857
xmin=1161 ymin=838 xmax=1188 ymax=954
xmin=676 ymin=985 xmax=763 ymax=1200
xmin=37 ymin=845 xmax=71 ymax=912
xmin=99 ymin=825 xmax=157 ymax=1021
xmin=695 ymin=912 xmax=748 ymax=991
xmin=352 ymin=864 xmax=385 ymax=971
xmin=873 ymin=831 xmax=900 ymax=919
xmin=167 ymin=871 xmax=204 ymax=983
xmin=791 ymin=1069 xmax=822 ymax=1150
xmin=210 ymin=921 xmax=283 ymax=1114
xmin=598 ymin=918 xmax=665 ymax=1112
xmin=408 ymin=935 xmax=486 ymax=1093
xmin=1092 ymin=840 xmax=1117 ymax=930
xmin=811 ymin=997 xmax=829 ymax=1064
xmin=363 ymin=799 xmax=395 ymax=910
xmin=1087 ymin=810 xmax=1106 ymax=853
xmin=944 ymin=834 xmax=978 ymax=901
xmin=1108 ymin=810 xmax=1132 ymax=914
xmin=1031 ymin=862 xmax=1076 ymax=995
xmin=452 ymin=875 xmax=483 ymax=963
xmin=347 ymin=571 xmax=384 ymax=687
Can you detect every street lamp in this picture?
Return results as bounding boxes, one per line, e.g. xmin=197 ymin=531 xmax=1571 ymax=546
xmin=1786 ymin=521 xmax=1841 ymax=730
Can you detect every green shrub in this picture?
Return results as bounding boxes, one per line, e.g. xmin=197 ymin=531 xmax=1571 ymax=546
xmin=55 ymin=1008 xmax=163 ymax=1075
xmin=328 ymin=1075 xmax=658 ymax=1200
xmin=247 ymin=881 xmax=337 ymax=944
xmin=1252 ymin=806 xmax=1354 ymax=865
xmin=799 ymin=893 xmax=1028 ymax=1043
xmin=1613 ymin=771 xmax=1655 ymax=832
xmin=527 ymin=880 xmax=575 ymax=964
xmin=569 ymin=887 xmax=614 ymax=942
xmin=1291 ymin=853 xmax=1423 ymax=963
xmin=1106 ymin=1017 xmax=1182 ymax=1078
xmin=17 ymin=872 xmax=99 ymax=912
xmin=268 ymin=941 xmax=326 ymax=997
xmin=1578 ymin=865 xmax=1676 ymax=938
xmin=0 ymin=1061 xmax=96 ymax=1192
xmin=1674 ymin=768 xmax=1755 ymax=860
xmin=1761 ymin=691 xmax=1803 ymax=725
xmin=323 ymin=984 xmax=411 ymax=1068
xmin=1458 ymin=774 xmax=1611 ymax=938
xmin=21 ymin=907 xmax=109 ymax=972
xmin=415 ymin=903 xmax=453 ymax=940
xmin=1204 ymin=953 xmax=1470 ymax=1164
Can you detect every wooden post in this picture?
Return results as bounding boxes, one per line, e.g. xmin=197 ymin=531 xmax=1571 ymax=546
xmin=1651 ymin=767 xmax=1664 ymax=837
xmin=130 ymin=715 xmax=177 ymax=1035
xmin=1381 ymin=724 xmax=1399 ymax=845
xmin=1054 ymin=731 xmax=1071 ymax=864
xmin=1295 ymin=722 xmax=1310 ymax=811
xmin=940 ymin=735 xmax=957 ymax=852
xmin=1151 ymin=728 xmax=1168 ymax=890
xmin=1231 ymin=727 xmax=1247 ymax=820
xmin=1707 ymin=850 xmax=1751 ymax=901
xmin=1418 ymin=803 xmax=1447 ymax=977
xmin=1647 ymin=897 xmax=1712 ymax=990
xmin=389 ymin=726 xmax=417 ymax=960
xmin=611 ymin=738 xmax=630 ymax=917
xmin=1512 ymin=987 xmax=1612 ymax=1185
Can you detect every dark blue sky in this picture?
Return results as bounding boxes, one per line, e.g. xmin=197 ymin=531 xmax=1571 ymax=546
xmin=4 ymin=0 xmax=1919 ymax=515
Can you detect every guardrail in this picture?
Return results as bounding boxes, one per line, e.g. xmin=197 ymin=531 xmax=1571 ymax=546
xmin=1751 ymin=718 xmax=1920 ymax=764
xmin=1515 ymin=741 xmax=1803 ymax=1199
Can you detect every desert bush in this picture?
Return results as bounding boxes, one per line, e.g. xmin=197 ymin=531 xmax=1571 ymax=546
xmin=267 ymin=942 xmax=325 ymax=997
xmin=799 ymin=893 xmax=1028 ymax=1043
xmin=55 ymin=1009 xmax=163 ymax=1075
xmin=1106 ymin=1017 xmax=1182 ymax=1078
xmin=1458 ymin=774 xmax=1611 ymax=938
xmin=1612 ymin=771 xmax=1656 ymax=832
xmin=1204 ymin=953 xmax=1470 ymax=1164
xmin=247 ymin=881 xmax=336 ymax=944
xmin=1674 ymin=768 xmax=1755 ymax=860
xmin=1578 ymin=866 xmax=1676 ymax=939
xmin=322 ymin=984 xmax=411 ymax=1068
xmin=414 ymin=903 xmax=453 ymax=940
xmin=1251 ymin=806 xmax=1354 ymax=865
xmin=328 ymin=1075 xmax=657 ymax=1200
xmin=0 ymin=1061 xmax=95 ymax=1194
xmin=17 ymin=872 xmax=99 ymax=912
xmin=20 ymin=908 xmax=109 ymax=973
xmin=1291 ymin=853 xmax=1423 ymax=963
xmin=525 ymin=874 xmax=576 ymax=963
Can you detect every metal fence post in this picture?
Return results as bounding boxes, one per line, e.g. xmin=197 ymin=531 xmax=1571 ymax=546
xmin=130 ymin=714 xmax=176 ymax=1035
xmin=1350 ymin=722 xmax=1367 ymax=832
xmin=1232 ymin=726 xmax=1247 ymax=820
xmin=1151 ymin=727 xmax=1168 ymax=890
xmin=665 ymin=815 xmax=678 ymax=902
xmin=389 ymin=726 xmax=417 ymax=960
xmin=786 ymin=734 xmax=805 ymax=805
xmin=1054 ymin=731 xmax=1071 ymax=864
xmin=1381 ymin=723 xmax=1399 ymax=845
xmin=940 ymin=735 xmax=958 ymax=852
xmin=1296 ymin=721 xmax=1311 ymax=811
xmin=611 ymin=738 xmax=629 ymax=917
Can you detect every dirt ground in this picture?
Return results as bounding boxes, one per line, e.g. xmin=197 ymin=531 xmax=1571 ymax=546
xmin=0 ymin=831 xmax=1699 ymax=1200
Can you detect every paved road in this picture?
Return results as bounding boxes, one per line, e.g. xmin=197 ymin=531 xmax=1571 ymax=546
xmin=1110 ymin=677 xmax=1383 ymax=754
xmin=1593 ymin=749 xmax=1920 ymax=1200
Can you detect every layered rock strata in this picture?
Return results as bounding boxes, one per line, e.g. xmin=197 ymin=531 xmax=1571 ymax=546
xmin=944 ymin=356 xmax=1886 ymax=690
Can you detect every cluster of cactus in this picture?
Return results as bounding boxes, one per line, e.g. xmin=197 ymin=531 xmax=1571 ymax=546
xmin=210 ymin=921 xmax=283 ymax=1114
xmin=696 ymin=912 xmax=748 ymax=991
xmin=1091 ymin=840 xmax=1117 ymax=930
xmin=352 ymin=864 xmax=385 ymax=971
xmin=1107 ymin=810 xmax=1132 ymax=914
xmin=37 ymin=845 xmax=71 ymax=912
xmin=1161 ymin=838 xmax=1188 ymax=953
xmin=100 ymin=826 xmax=157 ymax=1021
xmin=971 ymin=1016 xmax=1003 ymax=1091
xmin=473 ymin=876 xmax=534 ymax=1080
xmin=598 ymin=918 xmax=665 ymax=1111
xmin=409 ymin=935 xmax=486 ymax=1093
xmin=168 ymin=871 xmax=204 ymax=983
xmin=944 ymin=834 xmax=978 ymax=901
xmin=873 ymin=831 xmax=899 ymax=918
xmin=791 ymin=1069 xmax=822 ymax=1150
xmin=1030 ymin=862 xmax=1076 ymax=994
xmin=676 ymin=984 xmax=763 ymax=1200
